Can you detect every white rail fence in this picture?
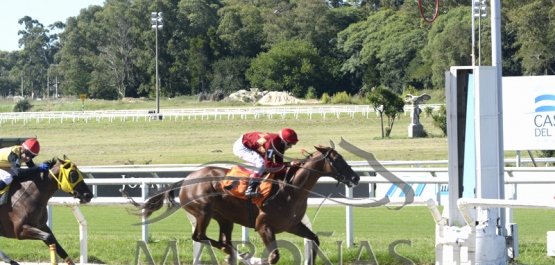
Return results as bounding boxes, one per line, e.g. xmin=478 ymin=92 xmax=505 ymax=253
xmin=0 ymin=104 xmax=444 ymax=124
xmin=47 ymin=164 xmax=555 ymax=264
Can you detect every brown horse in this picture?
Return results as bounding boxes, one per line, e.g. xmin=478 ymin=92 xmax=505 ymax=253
xmin=126 ymin=146 xmax=360 ymax=264
xmin=0 ymin=156 xmax=92 ymax=265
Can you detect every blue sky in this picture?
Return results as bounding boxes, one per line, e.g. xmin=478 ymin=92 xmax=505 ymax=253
xmin=0 ymin=0 xmax=105 ymax=52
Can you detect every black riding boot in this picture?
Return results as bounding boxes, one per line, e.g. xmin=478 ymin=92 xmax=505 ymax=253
xmin=244 ymin=179 xmax=263 ymax=198
xmin=0 ymin=180 xmax=7 ymax=191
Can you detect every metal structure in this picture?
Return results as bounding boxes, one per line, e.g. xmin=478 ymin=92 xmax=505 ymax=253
xmin=435 ymin=1 xmax=538 ymax=263
xmin=150 ymin=12 xmax=163 ymax=116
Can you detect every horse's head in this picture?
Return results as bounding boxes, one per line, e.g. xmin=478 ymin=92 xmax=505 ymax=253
xmin=50 ymin=155 xmax=93 ymax=204
xmin=314 ymin=146 xmax=360 ymax=188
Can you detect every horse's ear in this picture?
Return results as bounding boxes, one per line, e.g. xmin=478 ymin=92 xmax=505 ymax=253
xmin=314 ymin=145 xmax=325 ymax=153
xmin=63 ymin=154 xmax=68 ymax=161
xmin=329 ymin=139 xmax=336 ymax=149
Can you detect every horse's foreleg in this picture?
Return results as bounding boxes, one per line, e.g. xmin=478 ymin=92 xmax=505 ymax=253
xmin=19 ymin=225 xmax=72 ymax=264
xmin=257 ymin=226 xmax=279 ymax=264
xmin=0 ymin=249 xmax=19 ymax=265
xmin=286 ymin=223 xmax=319 ymax=265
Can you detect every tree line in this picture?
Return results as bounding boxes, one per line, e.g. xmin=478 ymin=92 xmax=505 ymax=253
xmin=0 ymin=0 xmax=552 ymax=101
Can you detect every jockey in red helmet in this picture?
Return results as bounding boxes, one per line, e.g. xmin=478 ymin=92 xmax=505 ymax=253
xmin=233 ymin=128 xmax=299 ymax=198
xmin=0 ymin=138 xmax=52 ymax=190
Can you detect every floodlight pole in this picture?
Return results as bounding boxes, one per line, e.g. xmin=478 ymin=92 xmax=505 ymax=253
xmin=151 ymin=12 xmax=163 ymax=115
xmin=472 ymin=0 xmax=488 ymax=66
xmin=156 ymin=21 xmax=159 ymax=114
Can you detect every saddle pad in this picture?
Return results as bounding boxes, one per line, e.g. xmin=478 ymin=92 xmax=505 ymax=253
xmin=0 ymin=184 xmax=9 ymax=205
xmin=0 ymin=184 xmax=9 ymax=196
xmin=222 ymin=165 xmax=274 ymax=206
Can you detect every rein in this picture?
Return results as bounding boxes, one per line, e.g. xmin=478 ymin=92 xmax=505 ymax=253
xmin=48 ymin=160 xmax=84 ymax=194
xmin=295 ymin=149 xmax=344 ymax=184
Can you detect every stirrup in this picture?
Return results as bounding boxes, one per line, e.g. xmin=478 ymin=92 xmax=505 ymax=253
xmin=244 ymin=191 xmax=263 ymax=198
xmin=244 ymin=187 xmax=263 ymax=198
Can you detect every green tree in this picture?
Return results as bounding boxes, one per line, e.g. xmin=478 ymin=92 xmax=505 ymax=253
xmin=338 ymin=8 xmax=426 ymax=93
xmin=506 ymin=1 xmax=555 ymax=75
xmin=57 ymin=5 xmax=105 ymax=96
xmin=210 ymin=56 xmax=251 ymax=93
xmin=246 ymin=40 xmax=327 ymax=98
xmin=421 ymin=6 xmax=490 ymax=88
xmin=0 ymin=51 xmax=20 ymax=97
xmin=188 ymin=37 xmax=211 ymax=95
xmin=217 ymin=2 xmax=265 ymax=57
xmin=92 ymin=0 xmax=138 ymax=99
xmin=17 ymin=16 xmax=59 ymax=98
xmin=368 ymin=86 xmax=405 ymax=138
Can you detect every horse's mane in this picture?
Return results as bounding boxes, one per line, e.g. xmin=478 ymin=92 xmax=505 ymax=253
xmin=281 ymin=146 xmax=331 ymax=184
xmin=296 ymin=146 xmax=331 ymax=165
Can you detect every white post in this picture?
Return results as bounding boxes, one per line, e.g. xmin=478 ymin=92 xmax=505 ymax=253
xmin=345 ymin=186 xmax=354 ymax=247
xmin=69 ymin=204 xmax=88 ymax=264
xmin=242 ymin=226 xmax=249 ymax=245
xmin=47 ymin=205 xmax=53 ymax=229
xmin=141 ymin=182 xmax=149 ymax=242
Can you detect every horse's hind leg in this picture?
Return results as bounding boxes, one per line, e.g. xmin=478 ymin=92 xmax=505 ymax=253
xmin=190 ymin=211 xmax=232 ymax=258
xmin=214 ymin=214 xmax=237 ymax=263
xmin=286 ymin=222 xmax=320 ymax=265
xmin=19 ymin=225 xmax=74 ymax=264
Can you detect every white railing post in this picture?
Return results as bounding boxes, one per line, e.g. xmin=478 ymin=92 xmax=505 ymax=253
xmin=345 ymin=186 xmax=354 ymax=247
xmin=141 ymin=182 xmax=149 ymax=243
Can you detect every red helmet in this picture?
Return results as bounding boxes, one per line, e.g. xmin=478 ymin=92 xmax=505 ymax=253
xmin=22 ymin=138 xmax=40 ymax=156
xmin=279 ymin=128 xmax=298 ymax=145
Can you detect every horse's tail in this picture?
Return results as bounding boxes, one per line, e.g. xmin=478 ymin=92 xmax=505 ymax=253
xmin=120 ymin=180 xmax=184 ymax=218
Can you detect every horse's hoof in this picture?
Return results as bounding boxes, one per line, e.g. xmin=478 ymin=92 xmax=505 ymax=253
xmin=238 ymin=251 xmax=251 ymax=259
xmin=10 ymin=260 xmax=20 ymax=265
xmin=225 ymin=254 xmax=237 ymax=264
xmin=248 ymin=257 xmax=269 ymax=265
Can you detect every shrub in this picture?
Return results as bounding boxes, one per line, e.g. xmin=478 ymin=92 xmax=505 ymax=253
xmin=13 ymin=98 xmax=32 ymax=112
xmin=321 ymin=92 xmax=331 ymax=104
xmin=331 ymin=91 xmax=351 ymax=104
xmin=403 ymin=85 xmax=418 ymax=99
xmin=423 ymin=106 xmax=434 ymax=118
xmin=305 ymin=86 xmax=317 ymax=100
xmin=431 ymin=105 xmax=447 ymax=136
xmin=210 ymin=90 xmax=225 ymax=101
xmin=198 ymin=92 xmax=208 ymax=102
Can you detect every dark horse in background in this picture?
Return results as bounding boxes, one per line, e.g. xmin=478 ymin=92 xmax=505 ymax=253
xmin=0 ymin=156 xmax=92 ymax=265
xmin=125 ymin=145 xmax=360 ymax=264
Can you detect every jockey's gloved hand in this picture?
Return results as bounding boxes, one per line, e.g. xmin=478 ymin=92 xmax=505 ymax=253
xmin=38 ymin=163 xmax=50 ymax=171
xmin=44 ymin=157 xmax=57 ymax=168
xmin=288 ymin=161 xmax=300 ymax=167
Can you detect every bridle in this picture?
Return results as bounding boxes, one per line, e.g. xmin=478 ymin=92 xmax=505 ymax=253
xmin=48 ymin=160 xmax=84 ymax=195
xmin=296 ymin=148 xmax=350 ymax=185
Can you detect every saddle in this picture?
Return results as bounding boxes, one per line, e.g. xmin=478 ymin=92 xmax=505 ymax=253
xmin=222 ymin=166 xmax=276 ymax=207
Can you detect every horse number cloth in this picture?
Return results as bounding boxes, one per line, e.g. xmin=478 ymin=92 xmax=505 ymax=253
xmin=222 ymin=165 xmax=274 ymax=206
